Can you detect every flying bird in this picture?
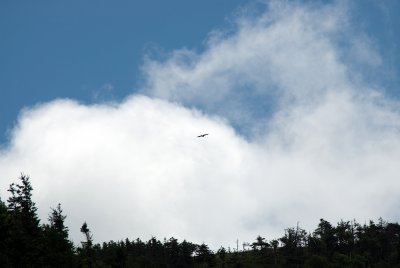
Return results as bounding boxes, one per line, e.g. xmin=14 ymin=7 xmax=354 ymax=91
xmin=197 ymin=133 xmax=209 ymax=138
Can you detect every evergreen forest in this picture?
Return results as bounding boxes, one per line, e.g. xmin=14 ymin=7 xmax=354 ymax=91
xmin=1 ymin=174 xmax=400 ymax=267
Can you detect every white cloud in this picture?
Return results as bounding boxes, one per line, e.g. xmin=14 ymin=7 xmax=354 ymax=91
xmin=0 ymin=96 xmax=257 ymax=247
xmin=140 ymin=1 xmax=352 ymax=131
xmin=1 ymin=0 xmax=400 ymax=249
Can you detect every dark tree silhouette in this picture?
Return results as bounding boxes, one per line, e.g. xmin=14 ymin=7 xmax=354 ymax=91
xmin=196 ymin=243 xmax=216 ymax=266
xmin=252 ymin=235 xmax=269 ymax=251
xmin=2 ymin=174 xmax=400 ymax=267
xmin=41 ymin=203 xmax=75 ymax=266
xmin=0 ymin=197 xmax=12 ymax=266
xmin=6 ymin=174 xmax=41 ymax=267
xmin=79 ymin=221 xmax=94 ymax=267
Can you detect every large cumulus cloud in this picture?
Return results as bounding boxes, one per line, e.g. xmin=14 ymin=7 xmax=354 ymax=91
xmin=1 ymin=1 xmax=400 ymax=248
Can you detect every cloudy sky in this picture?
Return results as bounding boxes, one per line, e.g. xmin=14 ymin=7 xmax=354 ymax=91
xmin=1 ymin=0 xmax=400 ymax=249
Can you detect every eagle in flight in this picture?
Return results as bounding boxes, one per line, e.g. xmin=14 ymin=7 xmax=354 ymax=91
xmin=197 ymin=133 xmax=209 ymax=138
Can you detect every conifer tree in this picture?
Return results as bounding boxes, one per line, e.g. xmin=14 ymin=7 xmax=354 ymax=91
xmin=7 ymin=174 xmax=41 ymax=267
xmin=196 ymin=243 xmax=215 ymax=266
xmin=80 ymin=221 xmax=94 ymax=268
xmin=41 ymin=203 xmax=75 ymax=266
xmin=0 ymin=197 xmax=11 ymax=266
xmin=7 ymin=174 xmax=40 ymax=232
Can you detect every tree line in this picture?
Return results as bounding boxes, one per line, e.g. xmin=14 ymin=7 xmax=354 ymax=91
xmin=1 ymin=174 xmax=400 ymax=267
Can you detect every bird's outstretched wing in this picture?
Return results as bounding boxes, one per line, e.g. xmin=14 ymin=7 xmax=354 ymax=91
xmin=197 ymin=133 xmax=209 ymax=138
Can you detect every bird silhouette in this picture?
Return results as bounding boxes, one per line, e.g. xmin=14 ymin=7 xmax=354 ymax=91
xmin=197 ymin=133 xmax=209 ymax=138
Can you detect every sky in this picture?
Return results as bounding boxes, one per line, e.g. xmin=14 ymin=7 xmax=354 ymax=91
xmin=1 ymin=0 xmax=400 ymax=249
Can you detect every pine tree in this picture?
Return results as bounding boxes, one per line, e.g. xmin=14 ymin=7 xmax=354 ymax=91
xmin=7 ymin=174 xmax=40 ymax=232
xmin=79 ymin=221 xmax=94 ymax=268
xmin=0 ymin=197 xmax=11 ymax=266
xmin=7 ymin=174 xmax=41 ymax=267
xmin=195 ymin=243 xmax=215 ymax=266
xmin=313 ymin=218 xmax=336 ymax=256
xmin=164 ymin=237 xmax=180 ymax=266
xmin=179 ymin=239 xmax=196 ymax=267
xmin=41 ymin=203 xmax=75 ymax=266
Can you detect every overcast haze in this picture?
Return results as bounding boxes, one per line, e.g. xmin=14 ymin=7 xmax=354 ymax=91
xmin=1 ymin=0 xmax=400 ymax=249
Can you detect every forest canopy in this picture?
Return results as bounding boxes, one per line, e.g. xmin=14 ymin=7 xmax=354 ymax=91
xmin=1 ymin=174 xmax=399 ymax=267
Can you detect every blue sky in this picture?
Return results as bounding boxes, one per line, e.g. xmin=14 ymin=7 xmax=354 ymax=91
xmin=1 ymin=0 xmax=248 ymax=142
xmin=1 ymin=0 xmax=400 ymax=248
xmin=1 ymin=0 xmax=399 ymax=143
